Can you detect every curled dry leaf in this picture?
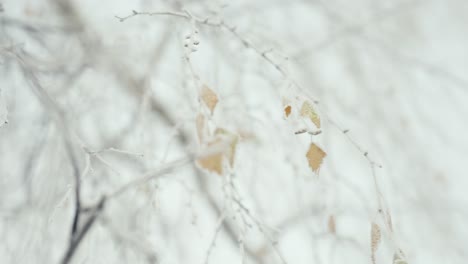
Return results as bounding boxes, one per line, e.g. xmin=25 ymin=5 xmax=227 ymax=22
xmin=197 ymin=128 xmax=239 ymax=175
xmin=328 ymin=215 xmax=336 ymax=234
xmin=284 ymin=105 xmax=292 ymax=117
xmin=305 ymin=143 xmax=326 ymax=173
xmin=201 ymin=85 xmax=218 ymax=114
xmin=371 ymin=222 xmax=381 ymax=264
xmin=300 ymin=101 xmax=320 ymax=128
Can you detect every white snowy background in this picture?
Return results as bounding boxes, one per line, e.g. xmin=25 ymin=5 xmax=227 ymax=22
xmin=1 ymin=0 xmax=467 ymax=264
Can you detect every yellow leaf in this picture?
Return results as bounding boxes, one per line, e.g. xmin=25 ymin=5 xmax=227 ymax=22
xmin=201 ymin=85 xmax=218 ymax=114
xmin=300 ymin=101 xmax=320 ymax=128
xmin=305 ymin=143 xmax=326 ymax=173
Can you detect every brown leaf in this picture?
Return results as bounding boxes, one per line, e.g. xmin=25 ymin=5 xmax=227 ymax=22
xmin=197 ymin=128 xmax=239 ymax=175
xmin=197 ymin=152 xmax=223 ymax=175
xmin=284 ymin=105 xmax=292 ymax=117
xmin=197 ymin=137 xmax=224 ymax=174
xmin=300 ymin=101 xmax=320 ymax=128
xmin=201 ymin=85 xmax=218 ymax=114
xmin=305 ymin=143 xmax=326 ymax=173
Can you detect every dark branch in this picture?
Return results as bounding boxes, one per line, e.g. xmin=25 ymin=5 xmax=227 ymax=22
xmin=61 ymin=197 xmax=106 ymax=264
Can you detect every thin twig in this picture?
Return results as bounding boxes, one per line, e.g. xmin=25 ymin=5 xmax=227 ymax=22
xmin=4 ymin=47 xmax=102 ymax=264
xmin=107 ymin=156 xmax=193 ymax=199
xmin=204 ymin=208 xmax=227 ymax=264
xmin=115 ymin=9 xmax=319 ymax=103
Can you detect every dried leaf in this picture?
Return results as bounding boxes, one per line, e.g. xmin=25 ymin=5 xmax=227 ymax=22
xmin=197 ymin=153 xmax=223 ymax=175
xmin=328 ymin=215 xmax=336 ymax=234
xmin=284 ymin=105 xmax=291 ymax=117
xmin=300 ymin=101 xmax=320 ymax=128
xmin=201 ymin=85 xmax=218 ymax=114
xmin=305 ymin=143 xmax=326 ymax=173
xmin=371 ymin=222 xmax=381 ymax=264
xmin=197 ymin=128 xmax=239 ymax=175
xmin=197 ymin=137 xmax=224 ymax=174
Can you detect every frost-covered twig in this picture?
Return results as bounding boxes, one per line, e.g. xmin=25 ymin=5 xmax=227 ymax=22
xmin=115 ymin=9 xmax=319 ymax=103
